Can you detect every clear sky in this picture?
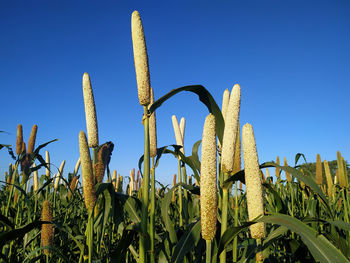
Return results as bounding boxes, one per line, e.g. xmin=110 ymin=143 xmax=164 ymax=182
xmin=1 ymin=1 xmax=349 ymax=187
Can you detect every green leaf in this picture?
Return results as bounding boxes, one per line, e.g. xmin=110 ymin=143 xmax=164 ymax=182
xmin=161 ymin=186 xmax=178 ymax=245
xmin=258 ymin=214 xmax=350 ymax=263
xmin=261 ymin=162 xmax=333 ymax=218
xmin=171 ymin=220 xmax=201 ymax=263
xmin=149 ymin=85 xmax=224 ymax=145
xmin=0 ymin=221 xmax=48 ymax=247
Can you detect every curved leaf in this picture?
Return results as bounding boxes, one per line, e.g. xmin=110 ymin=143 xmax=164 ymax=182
xmin=258 ymin=214 xmax=349 ymax=263
xmin=149 ymin=85 xmax=224 ymax=145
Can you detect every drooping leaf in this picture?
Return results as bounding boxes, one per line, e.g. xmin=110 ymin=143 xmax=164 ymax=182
xmin=149 ymin=85 xmax=224 ymax=145
xmin=257 ymin=214 xmax=349 ymax=263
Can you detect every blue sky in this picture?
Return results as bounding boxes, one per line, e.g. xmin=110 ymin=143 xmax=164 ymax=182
xmin=1 ymin=1 xmax=349 ymax=187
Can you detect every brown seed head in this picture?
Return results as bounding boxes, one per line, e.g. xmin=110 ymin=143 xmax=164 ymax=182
xmin=16 ymin=124 xmax=23 ymax=156
xmin=242 ymin=123 xmax=265 ymax=239
xmin=82 ymin=72 xmax=99 ymax=148
xmin=221 ymin=84 xmax=241 ymax=174
xmin=27 ymin=124 xmax=38 ymax=154
xmin=200 ymin=114 xmax=217 ymax=241
xmin=41 ymin=200 xmax=53 ymax=255
xmin=131 ymin=10 xmax=151 ymax=106
xmin=79 ymin=131 xmax=96 ymax=212
xmin=68 ymin=176 xmax=79 ymax=199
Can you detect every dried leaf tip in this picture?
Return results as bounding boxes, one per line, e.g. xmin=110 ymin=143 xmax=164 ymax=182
xmin=131 ymin=10 xmax=151 ymax=106
xmin=82 ymin=72 xmax=99 ymax=148
xmin=79 ymin=131 xmax=96 ymax=212
xmin=200 ymin=114 xmax=217 ymax=241
xmin=242 ymin=123 xmax=265 ymax=239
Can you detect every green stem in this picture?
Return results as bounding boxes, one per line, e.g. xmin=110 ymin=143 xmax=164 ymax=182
xmin=140 ymin=106 xmax=150 ymax=263
xmin=220 ymin=171 xmax=229 ymax=263
xmin=177 ymin=158 xmax=183 ymax=227
xmin=233 ymin=182 xmax=238 ymax=262
xmin=150 ymin=157 xmax=156 ymax=263
xmin=88 ymin=211 xmax=94 ymax=263
xmin=206 ymin=240 xmax=212 ymax=263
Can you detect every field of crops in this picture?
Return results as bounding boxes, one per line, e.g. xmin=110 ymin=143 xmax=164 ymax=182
xmin=1 ymin=10 xmax=350 ymax=263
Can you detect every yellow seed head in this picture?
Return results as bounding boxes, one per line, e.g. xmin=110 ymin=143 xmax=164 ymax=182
xmin=221 ymin=89 xmax=230 ymax=123
xmin=45 ymin=151 xmax=50 ymax=178
xmin=41 ymin=200 xmax=53 ymax=255
xmin=275 ymin=156 xmax=280 ymax=178
xmin=200 ymin=114 xmax=217 ymax=241
xmin=221 ymin=84 xmax=241 ymax=174
xmin=95 ymin=144 xmax=108 ymax=183
xmin=149 ymin=88 xmax=157 ymax=157
xmin=79 ymin=131 xmax=96 ymax=212
xmin=74 ymin=158 xmax=81 ymax=176
xmin=242 ymin=123 xmax=265 ymax=239
xmin=131 ymin=10 xmax=151 ymax=106
xmin=233 ymin=123 xmax=241 ymax=174
xmin=315 ymin=154 xmax=323 ymax=185
xmin=284 ymin=157 xmax=292 ymax=183
xmin=33 ymin=163 xmax=38 ymax=192
xmin=27 ymin=124 xmax=38 ymax=154
xmin=16 ymin=124 xmax=23 ymax=156
xmin=82 ymin=72 xmax=99 ymax=148
xmin=266 ymin=168 xmax=270 ymax=177
xmin=112 ymin=170 xmax=117 ymax=189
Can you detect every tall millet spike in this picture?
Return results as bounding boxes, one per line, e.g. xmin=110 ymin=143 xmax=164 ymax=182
xmin=221 ymin=84 xmax=241 ymax=174
xmin=242 ymin=123 xmax=265 ymax=239
xmin=200 ymin=113 xmax=217 ymax=241
xmin=45 ymin=151 xmax=50 ymax=178
xmin=33 ymin=163 xmax=38 ymax=192
xmin=79 ymin=131 xmax=97 ymax=212
xmin=233 ymin=123 xmax=241 ymax=174
xmin=131 ymin=10 xmax=151 ymax=106
xmin=315 ymin=154 xmax=323 ymax=185
xmin=284 ymin=157 xmax=292 ymax=183
xmin=180 ymin=117 xmax=186 ymax=145
xmin=41 ymin=200 xmax=53 ymax=255
xmin=275 ymin=156 xmax=280 ymax=178
xmin=172 ymin=115 xmax=184 ymax=154
xmin=82 ymin=72 xmax=99 ymax=148
xmin=16 ymin=124 xmax=23 ymax=156
xmin=149 ymin=88 xmax=157 ymax=157
xmin=221 ymin=89 xmax=230 ymax=123
xmin=27 ymin=124 xmax=38 ymax=154
xmin=324 ymin=160 xmax=333 ymax=198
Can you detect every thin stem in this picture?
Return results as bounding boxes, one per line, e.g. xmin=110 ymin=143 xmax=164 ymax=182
xmin=139 ymin=106 xmax=150 ymax=263
xmin=177 ymin=158 xmax=183 ymax=227
xmin=206 ymin=240 xmax=212 ymax=263
xmin=150 ymin=157 xmax=156 ymax=263
xmin=233 ymin=181 xmax=238 ymax=262
xmin=220 ymin=172 xmax=229 ymax=263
